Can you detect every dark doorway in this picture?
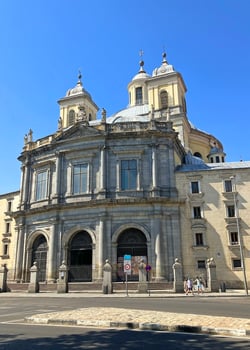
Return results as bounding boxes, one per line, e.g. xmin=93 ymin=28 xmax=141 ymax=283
xmin=31 ymin=235 xmax=48 ymax=282
xmin=117 ymin=228 xmax=147 ymax=281
xmin=68 ymin=231 xmax=92 ymax=282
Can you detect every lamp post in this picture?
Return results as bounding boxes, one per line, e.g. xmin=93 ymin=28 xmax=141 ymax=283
xmin=230 ymin=176 xmax=248 ymax=296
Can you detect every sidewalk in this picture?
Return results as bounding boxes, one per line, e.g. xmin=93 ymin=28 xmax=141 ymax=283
xmin=5 ymin=289 xmax=247 ymax=337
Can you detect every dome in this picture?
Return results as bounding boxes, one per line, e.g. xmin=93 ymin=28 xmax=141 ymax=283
xmin=107 ymin=105 xmax=150 ymax=124
xmin=132 ymin=60 xmax=150 ymax=81
xmin=66 ymin=72 xmax=91 ymax=99
xmin=152 ymin=52 xmax=175 ymax=77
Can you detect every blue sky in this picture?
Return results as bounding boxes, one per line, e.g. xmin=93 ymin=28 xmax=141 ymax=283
xmin=0 ymin=0 xmax=250 ymax=194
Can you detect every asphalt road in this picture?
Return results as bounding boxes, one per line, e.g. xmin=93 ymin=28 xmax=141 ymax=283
xmin=0 ymin=295 xmax=249 ymax=349
xmin=1 ymin=295 xmax=249 ymax=320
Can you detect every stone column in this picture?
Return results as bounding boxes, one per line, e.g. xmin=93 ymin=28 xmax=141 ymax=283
xmin=28 ymin=262 xmax=39 ymax=293
xmin=20 ymin=158 xmax=31 ymax=209
xmin=116 ymin=158 xmax=119 ymax=191
xmin=152 ymin=145 xmax=157 ymax=190
xmin=47 ymin=223 xmax=56 ymax=282
xmin=98 ymin=218 xmax=104 ymax=280
xmin=172 ymin=258 xmax=183 ymax=293
xmin=154 ymin=216 xmax=164 ymax=280
xmin=206 ymin=258 xmax=219 ymax=292
xmin=100 ymin=146 xmax=106 ymax=192
xmin=52 ymin=152 xmax=61 ymax=204
xmin=102 ymin=260 xmax=113 ymax=294
xmin=15 ymin=225 xmax=25 ymax=282
xmin=137 ymin=259 xmax=148 ymax=293
xmin=57 ymin=261 xmax=68 ymax=293
xmin=0 ymin=264 xmax=8 ymax=292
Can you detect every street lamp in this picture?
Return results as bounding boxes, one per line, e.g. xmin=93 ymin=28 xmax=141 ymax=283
xmin=230 ymin=176 xmax=248 ymax=296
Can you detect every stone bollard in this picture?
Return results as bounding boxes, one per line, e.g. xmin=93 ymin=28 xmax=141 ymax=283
xmin=137 ymin=259 xmax=148 ymax=293
xmin=206 ymin=257 xmax=219 ymax=292
xmin=28 ymin=262 xmax=40 ymax=293
xmin=57 ymin=261 xmax=68 ymax=293
xmin=0 ymin=264 xmax=8 ymax=292
xmin=102 ymin=259 xmax=113 ymax=294
xmin=172 ymin=258 xmax=183 ymax=293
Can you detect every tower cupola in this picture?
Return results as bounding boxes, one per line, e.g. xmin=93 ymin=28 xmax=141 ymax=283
xmin=57 ymin=72 xmax=99 ymax=129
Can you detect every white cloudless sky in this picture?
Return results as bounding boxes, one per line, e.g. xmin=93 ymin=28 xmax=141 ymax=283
xmin=0 ymin=0 xmax=250 ymax=194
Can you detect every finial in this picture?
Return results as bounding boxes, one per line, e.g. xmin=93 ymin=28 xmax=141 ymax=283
xmin=162 ymin=51 xmax=167 ymax=63
xmin=77 ymin=69 xmax=83 ymax=86
xmin=78 ymin=69 xmax=82 ymax=81
xmin=138 ymin=49 xmax=145 ymax=73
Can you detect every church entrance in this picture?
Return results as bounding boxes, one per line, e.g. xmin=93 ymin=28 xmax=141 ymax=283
xmin=31 ymin=235 xmax=48 ymax=282
xmin=68 ymin=231 xmax=92 ymax=282
xmin=117 ymin=228 xmax=147 ymax=281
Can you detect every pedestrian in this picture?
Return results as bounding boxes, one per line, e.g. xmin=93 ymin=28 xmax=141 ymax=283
xmin=184 ymin=279 xmax=188 ymax=295
xmin=186 ymin=278 xmax=194 ymax=295
xmin=195 ymin=276 xmax=203 ymax=294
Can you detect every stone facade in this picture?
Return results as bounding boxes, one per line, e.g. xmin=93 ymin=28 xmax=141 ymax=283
xmin=0 ymin=53 xmax=249 ymax=289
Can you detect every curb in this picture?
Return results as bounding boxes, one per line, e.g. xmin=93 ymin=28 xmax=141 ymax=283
xmin=25 ymin=317 xmax=249 ymax=337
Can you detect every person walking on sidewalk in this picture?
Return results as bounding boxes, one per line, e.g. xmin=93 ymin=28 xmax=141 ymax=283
xmin=194 ymin=276 xmax=203 ymax=294
xmin=186 ymin=278 xmax=194 ymax=295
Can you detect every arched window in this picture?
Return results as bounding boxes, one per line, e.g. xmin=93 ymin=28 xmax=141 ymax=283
xmin=117 ymin=228 xmax=147 ymax=281
xmin=31 ymin=235 xmax=48 ymax=282
xmin=68 ymin=110 xmax=75 ymax=126
xmin=160 ymin=90 xmax=168 ymax=109
xmin=194 ymin=152 xmax=202 ymax=159
xmin=68 ymin=231 xmax=92 ymax=282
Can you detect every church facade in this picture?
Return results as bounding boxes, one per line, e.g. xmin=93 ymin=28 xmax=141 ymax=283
xmin=1 ymin=53 xmax=249 ymax=289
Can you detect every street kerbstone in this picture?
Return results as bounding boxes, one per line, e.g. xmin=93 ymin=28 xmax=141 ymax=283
xmin=25 ymin=306 xmax=250 ymax=337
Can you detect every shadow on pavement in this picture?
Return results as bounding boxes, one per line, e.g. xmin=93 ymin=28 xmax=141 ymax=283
xmin=0 ymin=328 xmax=249 ymax=350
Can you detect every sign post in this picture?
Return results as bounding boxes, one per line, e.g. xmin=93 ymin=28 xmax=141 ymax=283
xmin=146 ymin=264 xmax=151 ymax=296
xmin=124 ymin=254 xmax=131 ymax=296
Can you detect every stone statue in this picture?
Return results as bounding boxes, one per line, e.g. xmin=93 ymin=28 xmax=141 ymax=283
xmin=58 ymin=117 xmax=62 ymax=130
xmin=101 ymin=108 xmax=107 ymax=123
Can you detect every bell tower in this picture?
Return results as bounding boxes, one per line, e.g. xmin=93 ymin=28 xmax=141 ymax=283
xmin=57 ymin=72 xmax=99 ymax=129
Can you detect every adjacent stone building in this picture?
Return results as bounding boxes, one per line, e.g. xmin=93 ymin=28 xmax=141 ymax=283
xmin=1 ymin=53 xmax=249 ymax=289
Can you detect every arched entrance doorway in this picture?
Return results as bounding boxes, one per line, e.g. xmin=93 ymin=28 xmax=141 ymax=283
xmin=117 ymin=228 xmax=147 ymax=281
xmin=31 ymin=235 xmax=48 ymax=282
xmin=68 ymin=231 xmax=92 ymax=282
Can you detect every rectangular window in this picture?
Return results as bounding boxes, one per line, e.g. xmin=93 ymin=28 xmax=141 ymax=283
xmin=195 ymin=233 xmax=204 ymax=246
xmin=7 ymin=201 xmax=12 ymax=212
xmin=121 ymin=159 xmax=137 ymax=190
xmin=191 ymin=181 xmax=199 ymax=193
xmin=36 ymin=171 xmax=48 ymax=201
xmin=224 ymin=179 xmax=232 ymax=192
xmin=73 ymin=164 xmax=88 ymax=194
xmin=6 ymin=222 xmax=10 ymax=233
xmin=135 ymin=87 xmax=143 ymax=105
xmin=227 ymin=205 xmax=235 ymax=217
xmin=230 ymin=232 xmax=239 ymax=245
xmin=232 ymin=259 xmax=241 ymax=268
xmin=193 ymin=206 xmax=202 ymax=219
xmin=3 ymin=244 xmax=8 ymax=256
xmin=197 ymin=260 xmax=206 ymax=269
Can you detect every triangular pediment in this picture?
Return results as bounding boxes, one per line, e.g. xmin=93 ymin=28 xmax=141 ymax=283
xmin=55 ymin=122 xmax=104 ymax=141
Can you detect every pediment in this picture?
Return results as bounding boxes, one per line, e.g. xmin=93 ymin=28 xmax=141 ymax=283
xmin=55 ymin=122 xmax=104 ymax=141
